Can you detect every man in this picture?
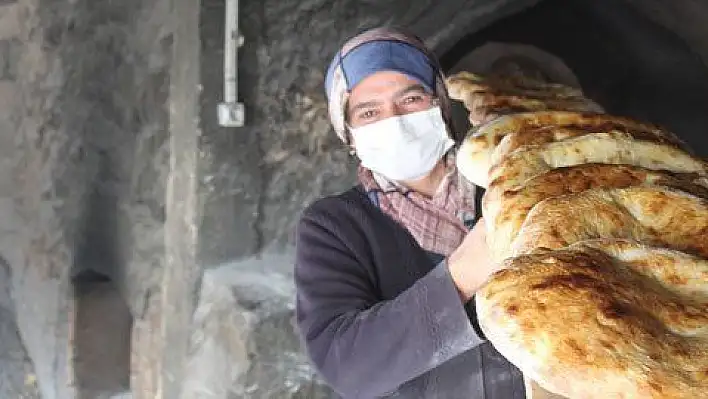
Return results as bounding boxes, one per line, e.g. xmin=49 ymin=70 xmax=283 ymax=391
xmin=294 ymin=26 xmax=525 ymax=398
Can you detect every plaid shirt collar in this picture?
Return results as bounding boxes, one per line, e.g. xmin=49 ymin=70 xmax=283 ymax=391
xmin=371 ymin=154 xmax=457 ymax=199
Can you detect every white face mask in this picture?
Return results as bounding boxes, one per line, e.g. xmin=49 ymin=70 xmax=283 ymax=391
xmin=350 ymin=106 xmax=455 ymax=182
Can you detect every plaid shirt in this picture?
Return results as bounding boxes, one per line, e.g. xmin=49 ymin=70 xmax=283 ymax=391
xmin=358 ymin=156 xmax=479 ymax=257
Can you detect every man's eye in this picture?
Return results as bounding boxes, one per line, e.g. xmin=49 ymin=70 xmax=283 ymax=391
xmin=358 ymin=109 xmax=378 ymax=120
xmin=401 ymin=95 xmax=425 ymax=105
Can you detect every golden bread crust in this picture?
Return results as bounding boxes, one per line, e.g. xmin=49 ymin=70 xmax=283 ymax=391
xmin=448 ymin=71 xmax=708 ymax=398
xmin=476 ymin=239 xmax=708 ymax=399
xmin=447 ymin=71 xmax=586 ymax=100
xmin=455 ymin=111 xmax=685 ymax=188
xmin=483 ymin=164 xmax=708 ymax=262
xmin=493 ymin=125 xmax=686 ymax=167
xmin=487 ymin=131 xmax=708 ymax=192
xmin=446 ymin=72 xmax=602 ymax=126
xmin=508 ymin=186 xmax=708 ymax=260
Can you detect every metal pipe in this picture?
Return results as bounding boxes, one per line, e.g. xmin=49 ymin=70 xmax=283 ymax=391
xmin=218 ymin=0 xmax=245 ymax=127
xmin=224 ymin=0 xmax=237 ymax=103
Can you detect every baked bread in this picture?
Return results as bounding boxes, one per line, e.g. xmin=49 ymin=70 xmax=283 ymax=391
xmin=475 ymin=238 xmax=708 ymax=399
xmin=493 ymin=125 xmax=686 ymax=168
xmin=446 ymin=72 xmax=603 ymax=127
xmin=507 ymin=185 xmax=708 ymax=260
xmin=483 ymin=164 xmax=708 ymax=262
xmin=447 ymin=71 xmax=586 ymax=100
xmin=487 ymin=131 xmax=708 ymax=193
xmin=448 ymin=70 xmax=708 ymax=398
xmin=454 ymin=111 xmax=683 ymax=188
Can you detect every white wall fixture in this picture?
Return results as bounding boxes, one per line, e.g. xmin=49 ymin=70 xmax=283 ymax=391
xmin=217 ymin=0 xmax=245 ymax=127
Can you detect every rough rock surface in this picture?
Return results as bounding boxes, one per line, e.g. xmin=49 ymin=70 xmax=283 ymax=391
xmin=0 ymin=257 xmax=40 ymax=398
xmin=182 ymin=254 xmax=336 ymax=399
xmin=1 ymin=0 xmax=708 ymax=398
xmin=8 ymin=0 xmax=170 ymax=397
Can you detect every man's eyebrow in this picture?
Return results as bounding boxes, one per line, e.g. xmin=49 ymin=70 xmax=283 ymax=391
xmin=349 ymin=99 xmax=381 ymax=114
xmin=393 ymin=83 xmax=428 ymax=98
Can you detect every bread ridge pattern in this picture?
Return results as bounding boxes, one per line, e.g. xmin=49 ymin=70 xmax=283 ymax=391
xmin=446 ymin=72 xmax=708 ymax=398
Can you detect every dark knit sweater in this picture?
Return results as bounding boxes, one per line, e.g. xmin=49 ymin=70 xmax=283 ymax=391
xmin=294 ymin=185 xmax=525 ymax=398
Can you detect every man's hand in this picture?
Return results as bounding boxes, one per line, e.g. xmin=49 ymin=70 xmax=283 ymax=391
xmin=447 ymin=217 xmax=505 ymax=302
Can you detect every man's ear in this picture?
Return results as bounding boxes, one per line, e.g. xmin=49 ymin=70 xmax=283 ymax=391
xmin=344 ymin=126 xmax=354 ymax=147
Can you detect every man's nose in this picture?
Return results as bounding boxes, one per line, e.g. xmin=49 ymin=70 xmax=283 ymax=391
xmin=380 ymin=102 xmax=413 ymax=126
xmin=391 ymin=102 xmax=407 ymax=117
xmin=376 ymin=102 xmax=403 ymax=120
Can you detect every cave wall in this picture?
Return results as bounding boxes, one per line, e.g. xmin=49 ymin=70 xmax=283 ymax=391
xmin=0 ymin=1 xmax=21 ymax=306
xmin=0 ymin=0 xmax=706 ymax=398
xmin=0 ymin=1 xmax=41 ymax=398
xmin=7 ymin=0 xmax=170 ymax=397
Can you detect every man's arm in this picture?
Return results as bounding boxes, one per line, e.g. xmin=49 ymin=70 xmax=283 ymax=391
xmin=294 ymin=210 xmax=485 ymax=398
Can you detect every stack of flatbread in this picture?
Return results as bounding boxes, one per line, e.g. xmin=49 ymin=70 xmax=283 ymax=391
xmin=446 ymin=71 xmax=604 ymax=127
xmin=446 ymin=71 xmax=708 ymax=399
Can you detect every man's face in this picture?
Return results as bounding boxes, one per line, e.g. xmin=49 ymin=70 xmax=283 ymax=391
xmin=346 ymin=71 xmax=435 ymax=130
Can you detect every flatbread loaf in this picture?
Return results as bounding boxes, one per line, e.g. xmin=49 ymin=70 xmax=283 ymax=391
xmin=454 ymin=111 xmax=683 ymax=187
xmin=483 ymin=164 xmax=708 ymax=262
xmin=476 ymin=239 xmax=708 ymax=399
xmin=446 ymin=72 xmax=603 ymax=127
xmin=447 ymin=71 xmax=586 ymax=100
xmin=508 ymin=186 xmax=708 ymax=260
xmin=487 ymin=131 xmax=708 ymax=193
xmin=493 ymin=125 xmax=686 ymax=168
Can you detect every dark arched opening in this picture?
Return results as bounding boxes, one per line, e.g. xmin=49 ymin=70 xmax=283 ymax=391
xmin=71 ymin=269 xmax=132 ymax=397
xmin=440 ymin=0 xmax=708 ymax=157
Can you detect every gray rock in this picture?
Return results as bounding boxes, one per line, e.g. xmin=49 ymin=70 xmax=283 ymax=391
xmin=0 ymin=256 xmax=40 ymax=398
xmin=9 ymin=0 xmax=171 ymax=397
xmin=183 ymin=254 xmax=336 ymax=399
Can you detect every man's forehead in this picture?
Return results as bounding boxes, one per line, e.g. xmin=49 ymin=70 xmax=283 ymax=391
xmin=350 ymin=82 xmax=426 ymax=104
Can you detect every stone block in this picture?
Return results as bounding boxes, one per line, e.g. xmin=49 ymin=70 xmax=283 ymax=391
xmin=0 ymin=81 xmax=18 ymax=197
xmin=129 ymin=292 xmax=162 ymax=399
xmin=11 ymin=259 xmax=74 ymax=399
xmin=0 ymin=39 xmax=9 ymax=80
xmin=0 ymin=3 xmax=20 ymax=40
xmin=0 ymin=39 xmax=18 ymax=81
xmin=0 ymin=256 xmax=40 ymax=398
xmin=182 ymin=254 xmax=336 ymax=399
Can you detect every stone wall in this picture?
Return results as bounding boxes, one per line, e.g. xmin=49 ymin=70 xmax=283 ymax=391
xmin=0 ymin=0 xmax=707 ymax=398
xmin=0 ymin=1 xmax=39 ymax=397
xmin=0 ymin=0 xmax=20 ymax=273
xmin=6 ymin=0 xmax=171 ymax=397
